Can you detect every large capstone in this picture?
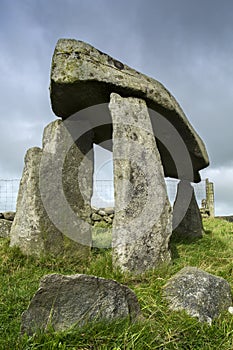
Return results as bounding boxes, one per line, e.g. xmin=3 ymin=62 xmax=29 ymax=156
xmin=10 ymin=119 xmax=94 ymax=257
xmin=50 ymin=39 xmax=209 ymax=182
xmin=110 ymin=93 xmax=172 ymax=273
xmin=21 ymin=273 xmax=142 ymax=335
xmin=172 ymin=180 xmax=204 ymax=239
xmin=164 ymin=267 xmax=232 ymax=324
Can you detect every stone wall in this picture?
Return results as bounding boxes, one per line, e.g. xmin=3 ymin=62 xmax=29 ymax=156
xmin=91 ymin=207 xmax=114 ymax=226
xmin=0 ymin=211 xmax=15 ymax=238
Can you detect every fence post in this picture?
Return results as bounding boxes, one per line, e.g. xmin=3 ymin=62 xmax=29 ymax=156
xmin=206 ymin=178 xmax=215 ymax=217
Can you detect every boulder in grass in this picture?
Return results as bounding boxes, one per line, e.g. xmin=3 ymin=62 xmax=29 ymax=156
xmin=21 ymin=273 xmax=142 ymax=335
xmin=164 ymin=266 xmax=232 ymax=324
xmin=3 ymin=211 xmax=16 ymax=221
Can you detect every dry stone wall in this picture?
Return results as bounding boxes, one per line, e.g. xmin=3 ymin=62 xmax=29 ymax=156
xmin=91 ymin=207 xmax=114 ymax=225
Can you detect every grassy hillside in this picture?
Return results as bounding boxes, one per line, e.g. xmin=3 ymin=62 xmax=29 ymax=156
xmin=1 ymin=218 xmax=233 ymax=349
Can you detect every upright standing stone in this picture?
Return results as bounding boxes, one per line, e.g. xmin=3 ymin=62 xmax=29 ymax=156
xmin=110 ymin=93 xmax=172 ymax=273
xmin=10 ymin=120 xmax=94 ymax=257
xmin=10 ymin=147 xmax=64 ymax=256
xmin=172 ymin=180 xmax=204 ymax=239
xmin=206 ymin=178 xmax=215 ymax=217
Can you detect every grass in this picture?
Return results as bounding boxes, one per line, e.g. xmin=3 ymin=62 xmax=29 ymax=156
xmin=92 ymin=221 xmax=112 ymax=249
xmin=0 ymin=218 xmax=233 ymax=349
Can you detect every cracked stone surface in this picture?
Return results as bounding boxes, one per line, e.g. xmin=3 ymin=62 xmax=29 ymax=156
xmin=21 ymin=273 xmax=142 ymax=335
xmin=164 ymin=266 xmax=232 ymax=324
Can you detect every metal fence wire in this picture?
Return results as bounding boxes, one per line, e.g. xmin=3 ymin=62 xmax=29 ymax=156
xmin=91 ymin=178 xmax=207 ymax=208
xmin=0 ymin=178 xmax=207 ymax=212
xmin=0 ymin=179 xmax=20 ymax=212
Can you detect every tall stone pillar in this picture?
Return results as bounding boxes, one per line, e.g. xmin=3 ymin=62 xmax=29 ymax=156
xmin=10 ymin=120 xmax=94 ymax=257
xmin=206 ymin=179 xmax=215 ymax=217
xmin=10 ymin=147 xmax=62 ymax=256
xmin=109 ymin=93 xmax=172 ymax=273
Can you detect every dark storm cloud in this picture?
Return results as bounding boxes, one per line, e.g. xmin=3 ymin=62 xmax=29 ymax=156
xmin=0 ymin=0 xmax=232 ymax=214
xmin=132 ymin=0 xmax=233 ymax=168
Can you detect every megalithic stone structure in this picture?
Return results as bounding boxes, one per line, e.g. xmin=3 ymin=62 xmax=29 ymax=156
xmin=110 ymin=93 xmax=172 ymax=273
xmin=11 ymin=39 xmax=210 ymax=273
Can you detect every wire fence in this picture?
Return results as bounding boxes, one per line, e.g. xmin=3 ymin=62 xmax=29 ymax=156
xmin=91 ymin=178 xmax=207 ymax=208
xmin=0 ymin=179 xmax=20 ymax=212
xmin=0 ymin=178 xmax=207 ymax=212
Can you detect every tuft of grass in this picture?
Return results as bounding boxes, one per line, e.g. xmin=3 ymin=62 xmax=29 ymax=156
xmin=92 ymin=221 xmax=112 ymax=249
xmin=0 ymin=218 xmax=233 ymax=349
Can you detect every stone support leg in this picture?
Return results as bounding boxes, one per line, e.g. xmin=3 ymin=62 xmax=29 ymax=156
xmin=109 ymin=93 xmax=172 ymax=273
xmin=172 ymin=180 xmax=204 ymax=239
xmin=10 ymin=119 xmax=94 ymax=257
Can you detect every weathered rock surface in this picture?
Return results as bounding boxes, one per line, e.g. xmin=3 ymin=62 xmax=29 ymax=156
xmin=104 ymin=207 xmax=114 ymax=215
xmin=110 ymin=93 xmax=172 ymax=273
xmin=50 ymin=39 xmax=209 ymax=182
xmin=21 ymin=273 xmax=141 ymax=335
xmin=10 ymin=147 xmax=64 ymax=256
xmin=172 ymin=180 xmax=204 ymax=238
xmin=91 ymin=207 xmax=114 ymax=225
xmin=2 ymin=211 xmax=15 ymax=221
xmin=0 ymin=219 xmax=12 ymax=238
xmin=10 ymin=120 xmax=94 ymax=257
xmin=164 ymin=267 xmax=232 ymax=324
xmin=40 ymin=119 xmax=94 ymax=251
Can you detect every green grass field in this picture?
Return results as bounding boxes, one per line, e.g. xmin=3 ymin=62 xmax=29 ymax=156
xmin=1 ymin=218 xmax=233 ymax=349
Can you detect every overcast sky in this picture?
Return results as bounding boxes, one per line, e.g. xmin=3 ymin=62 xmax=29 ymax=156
xmin=0 ymin=0 xmax=233 ymax=215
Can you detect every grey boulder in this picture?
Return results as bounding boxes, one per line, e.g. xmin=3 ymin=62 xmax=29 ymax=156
xmin=21 ymin=273 xmax=141 ymax=335
xmin=2 ymin=211 xmax=15 ymax=221
xmin=164 ymin=266 xmax=232 ymax=324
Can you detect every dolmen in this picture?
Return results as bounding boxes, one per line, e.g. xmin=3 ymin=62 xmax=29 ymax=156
xmin=10 ymin=39 xmax=209 ymax=273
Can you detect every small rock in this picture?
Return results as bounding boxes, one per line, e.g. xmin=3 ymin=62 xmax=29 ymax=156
xmin=104 ymin=216 xmax=113 ymax=224
xmin=92 ymin=206 xmax=99 ymax=213
xmin=105 ymin=207 xmax=114 ymax=215
xmin=164 ymin=266 xmax=232 ymax=324
xmin=21 ymin=273 xmax=141 ymax=335
xmin=3 ymin=211 xmax=16 ymax=221
xmin=91 ymin=213 xmax=102 ymax=221
xmin=98 ymin=210 xmax=106 ymax=216
xmin=0 ymin=219 xmax=12 ymax=238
